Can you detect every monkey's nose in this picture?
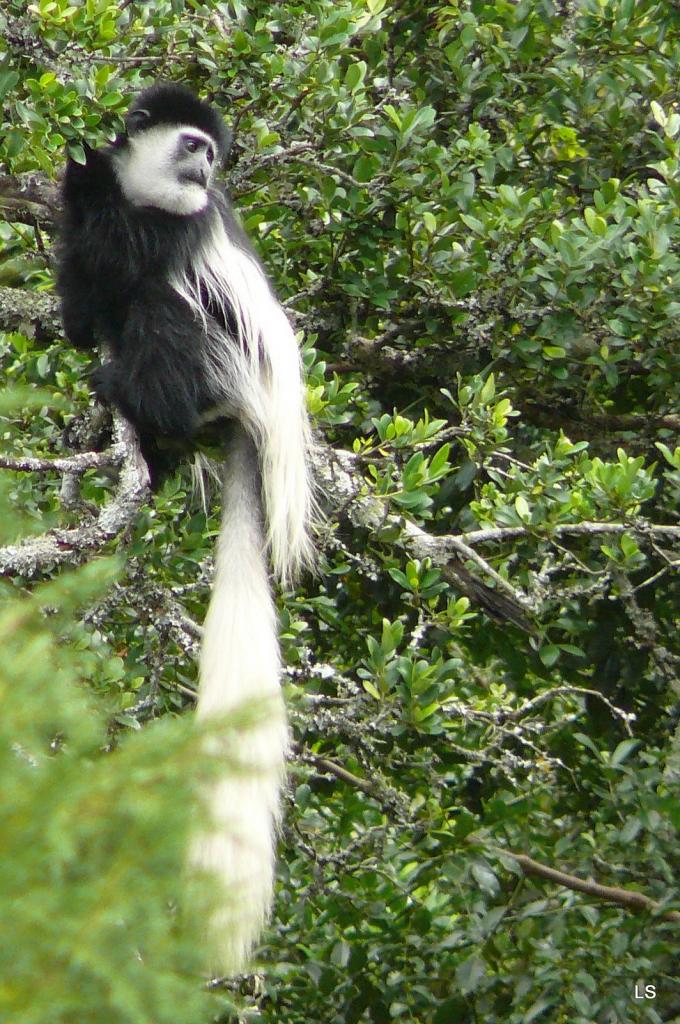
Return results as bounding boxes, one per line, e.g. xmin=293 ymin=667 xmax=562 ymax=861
xmin=185 ymin=167 xmax=209 ymax=187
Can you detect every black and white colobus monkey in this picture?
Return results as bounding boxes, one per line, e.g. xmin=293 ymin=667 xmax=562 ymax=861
xmin=57 ymin=83 xmax=314 ymax=971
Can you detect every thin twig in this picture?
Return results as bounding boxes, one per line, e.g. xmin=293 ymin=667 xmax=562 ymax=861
xmin=504 ymin=685 xmax=635 ymax=734
xmin=304 ymin=753 xmax=375 ymax=794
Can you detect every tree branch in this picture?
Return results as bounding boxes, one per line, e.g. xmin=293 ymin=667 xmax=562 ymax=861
xmin=521 ymin=401 xmax=680 ymax=438
xmin=0 ymin=286 xmax=61 ymax=339
xmin=484 ymin=844 xmax=680 ymax=923
xmin=302 ymin=752 xmax=376 ymax=794
xmin=316 ymin=445 xmax=680 ymax=628
xmin=0 ymin=447 xmax=125 ymax=475
xmin=0 ymin=414 xmax=149 ymax=577
xmin=316 ymin=446 xmax=534 ymax=629
xmin=459 ymin=521 xmax=680 ymax=545
xmin=0 ymin=171 xmax=58 ymax=228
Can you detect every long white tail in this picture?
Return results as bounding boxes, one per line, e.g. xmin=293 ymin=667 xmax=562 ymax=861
xmin=191 ymin=423 xmax=287 ymax=974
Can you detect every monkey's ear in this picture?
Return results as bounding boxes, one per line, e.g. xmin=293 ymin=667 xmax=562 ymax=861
xmin=126 ymin=107 xmax=150 ymax=135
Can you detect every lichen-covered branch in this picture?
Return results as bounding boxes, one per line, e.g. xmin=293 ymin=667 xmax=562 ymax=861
xmin=0 ymin=170 xmax=58 ymax=228
xmin=0 ymin=447 xmax=125 ymax=475
xmin=316 ymin=446 xmax=534 ymax=628
xmin=0 ymin=286 xmax=61 ymax=339
xmin=461 ymin=521 xmax=680 ymax=545
xmin=316 ymin=445 xmax=679 ymax=628
xmin=0 ymin=414 xmax=149 ymax=577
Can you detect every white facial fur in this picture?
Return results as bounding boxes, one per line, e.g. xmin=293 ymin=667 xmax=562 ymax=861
xmin=114 ymin=124 xmax=216 ymax=215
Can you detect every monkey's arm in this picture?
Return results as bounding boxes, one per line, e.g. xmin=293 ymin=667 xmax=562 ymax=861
xmin=57 ymin=146 xmax=128 ymax=349
xmin=92 ymin=281 xmax=212 ymax=440
xmin=62 ymin=143 xmax=119 ymax=205
xmin=57 ymin=252 xmax=98 ymax=350
xmin=58 ymin=144 xmax=153 ymax=314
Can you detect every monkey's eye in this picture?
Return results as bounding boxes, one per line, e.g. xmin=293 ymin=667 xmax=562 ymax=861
xmin=206 ymin=146 xmax=215 ymax=165
xmin=185 ymin=138 xmax=200 ymax=153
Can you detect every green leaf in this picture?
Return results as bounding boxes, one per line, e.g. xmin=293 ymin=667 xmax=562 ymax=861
xmin=650 ymin=100 xmax=666 ymax=127
xmin=345 ymin=60 xmax=367 ymax=91
xmin=514 ymin=494 xmax=530 ymax=520
xmin=539 ymin=644 xmax=560 ymax=667
xmin=0 ymin=71 xmax=20 ymax=100
xmin=584 ymin=207 xmax=607 ymax=235
xmin=353 ymin=154 xmax=378 ymax=182
xmin=422 ymin=210 xmax=437 ymax=233
xmin=610 ymin=739 xmax=639 ymax=767
xmin=544 ymin=345 xmax=566 ymax=359
xmin=479 ymin=373 xmax=496 ymax=404
xmin=471 ymin=860 xmax=499 ymax=895
xmin=574 ymin=732 xmax=601 ymax=756
xmin=67 ymin=142 xmax=87 ymax=164
xmin=456 ymin=954 xmax=486 ymax=994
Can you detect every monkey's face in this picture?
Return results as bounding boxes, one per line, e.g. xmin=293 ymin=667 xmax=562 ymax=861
xmin=114 ymin=123 xmax=217 ymax=216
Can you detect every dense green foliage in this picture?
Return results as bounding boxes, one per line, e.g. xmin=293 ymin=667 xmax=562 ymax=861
xmin=0 ymin=463 xmax=225 ymax=1022
xmin=1 ymin=1 xmax=679 ymax=1021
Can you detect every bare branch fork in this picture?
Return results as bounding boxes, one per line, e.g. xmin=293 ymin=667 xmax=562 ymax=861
xmin=0 ymin=413 xmax=149 ymax=577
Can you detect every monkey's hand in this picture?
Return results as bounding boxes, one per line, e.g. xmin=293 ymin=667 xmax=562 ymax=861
xmin=90 ymin=363 xmax=119 ymax=407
